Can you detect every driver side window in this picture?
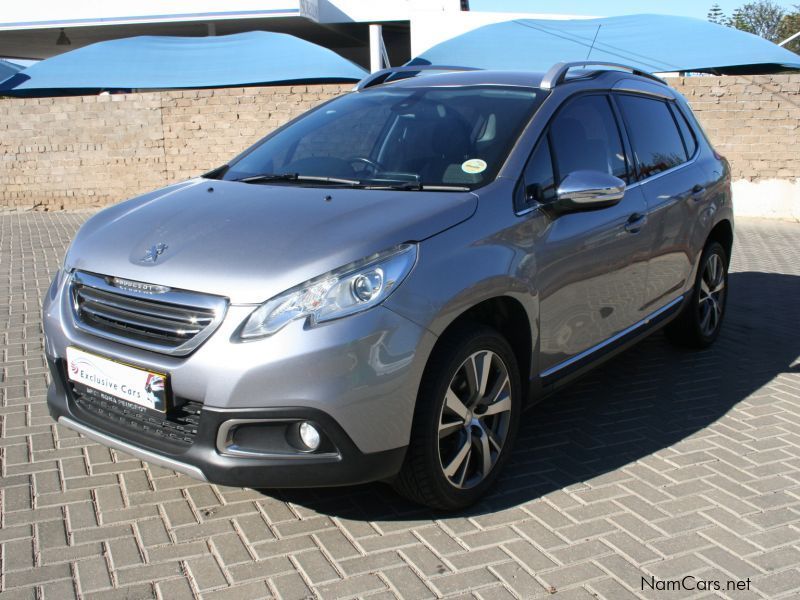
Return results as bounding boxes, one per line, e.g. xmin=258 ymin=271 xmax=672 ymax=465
xmin=550 ymin=94 xmax=628 ymax=183
xmin=519 ymin=94 xmax=629 ymax=211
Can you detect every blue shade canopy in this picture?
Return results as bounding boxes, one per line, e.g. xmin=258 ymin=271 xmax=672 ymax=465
xmin=0 ymin=59 xmax=22 ymax=83
xmin=1 ymin=31 xmax=366 ymax=95
xmin=410 ymin=14 xmax=800 ymax=74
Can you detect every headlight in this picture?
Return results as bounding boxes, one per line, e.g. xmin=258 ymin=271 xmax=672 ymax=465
xmin=240 ymin=243 xmax=417 ymax=339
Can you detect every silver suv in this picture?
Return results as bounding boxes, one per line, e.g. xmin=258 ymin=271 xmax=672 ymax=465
xmin=44 ymin=63 xmax=733 ymax=509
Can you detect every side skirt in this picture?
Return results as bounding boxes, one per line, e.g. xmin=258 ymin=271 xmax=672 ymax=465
xmin=529 ymin=294 xmax=686 ymax=401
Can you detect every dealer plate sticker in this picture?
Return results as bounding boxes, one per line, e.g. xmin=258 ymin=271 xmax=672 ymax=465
xmin=66 ymin=347 xmax=167 ymax=412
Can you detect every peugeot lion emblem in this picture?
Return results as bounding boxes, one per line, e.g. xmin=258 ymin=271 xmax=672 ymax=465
xmin=141 ymin=243 xmax=168 ymax=264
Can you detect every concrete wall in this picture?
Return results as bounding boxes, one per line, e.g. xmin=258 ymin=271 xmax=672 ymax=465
xmin=0 ymin=75 xmax=798 ymax=217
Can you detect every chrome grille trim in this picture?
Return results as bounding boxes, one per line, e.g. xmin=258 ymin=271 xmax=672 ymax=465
xmin=69 ymin=271 xmax=228 ymax=356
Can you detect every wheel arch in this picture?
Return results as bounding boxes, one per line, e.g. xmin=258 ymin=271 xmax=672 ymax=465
xmin=431 ymin=295 xmax=534 ymax=402
xmin=707 ymin=219 xmax=734 ymax=266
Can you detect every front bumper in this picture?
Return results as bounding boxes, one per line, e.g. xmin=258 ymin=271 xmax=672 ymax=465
xmin=47 ymin=358 xmax=406 ymax=487
xmin=44 ymin=270 xmax=435 ymax=487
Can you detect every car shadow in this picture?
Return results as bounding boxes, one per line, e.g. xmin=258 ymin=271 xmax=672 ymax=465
xmin=261 ymin=271 xmax=800 ymax=520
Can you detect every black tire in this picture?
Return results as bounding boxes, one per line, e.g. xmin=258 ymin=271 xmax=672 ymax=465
xmin=393 ymin=323 xmax=522 ymax=510
xmin=665 ymin=241 xmax=728 ymax=349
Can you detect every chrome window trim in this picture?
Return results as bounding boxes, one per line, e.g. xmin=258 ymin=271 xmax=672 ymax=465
xmin=624 ymin=149 xmax=700 ymax=190
xmin=68 ymin=271 xmax=229 ymax=357
xmin=540 ymin=295 xmax=684 ymax=378
xmin=515 ymin=203 xmax=542 ymax=217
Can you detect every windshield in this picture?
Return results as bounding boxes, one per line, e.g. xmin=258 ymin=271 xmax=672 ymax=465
xmin=223 ymin=85 xmax=543 ymax=189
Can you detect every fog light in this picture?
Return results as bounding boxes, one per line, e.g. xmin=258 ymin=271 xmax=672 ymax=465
xmin=299 ymin=422 xmax=321 ymax=450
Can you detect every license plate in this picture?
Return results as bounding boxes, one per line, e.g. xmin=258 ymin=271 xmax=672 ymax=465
xmin=66 ymin=347 xmax=169 ymax=412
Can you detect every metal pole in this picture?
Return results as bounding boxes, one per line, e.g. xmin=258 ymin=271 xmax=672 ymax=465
xmin=369 ymin=24 xmax=383 ymax=73
xmin=778 ymin=30 xmax=800 ymax=46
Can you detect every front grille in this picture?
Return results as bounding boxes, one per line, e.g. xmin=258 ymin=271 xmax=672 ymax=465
xmin=70 ymin=271 xmax=228 ymax=356
xmin=70 ymin=381 xmax=202 ymax=447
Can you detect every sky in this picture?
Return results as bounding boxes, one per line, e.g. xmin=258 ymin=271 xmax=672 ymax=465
xmin=469 ymin=0 xmax=798 ymax=20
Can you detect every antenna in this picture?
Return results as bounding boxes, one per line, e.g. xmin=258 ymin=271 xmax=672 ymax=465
xmin=585 ymin=25 xmax=602 ymax=62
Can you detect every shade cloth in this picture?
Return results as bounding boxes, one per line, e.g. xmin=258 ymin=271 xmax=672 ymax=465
xmin=1 ymin=31 xmax=366 ymax=95
xmin=0 ymin=59 xmax=22 ymax=84
xmin=409 ymin=14 xmax=800 ymax=74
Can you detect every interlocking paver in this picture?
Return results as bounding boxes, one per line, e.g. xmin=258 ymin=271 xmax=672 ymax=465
xmin=1 ymin=214 xmax=799 ymax=599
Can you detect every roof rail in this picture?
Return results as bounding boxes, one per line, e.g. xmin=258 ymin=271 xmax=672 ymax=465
xmin=355 ymin=65 xmax=480 ymax=91
xmin=540 ymin=61 xmax=666 ymax=90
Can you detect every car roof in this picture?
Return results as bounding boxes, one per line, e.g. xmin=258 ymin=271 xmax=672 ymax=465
xmin=356 ymin=67 xmax=674 ymax=98
xmin=372 ymin=69 xmax=546 ymax=89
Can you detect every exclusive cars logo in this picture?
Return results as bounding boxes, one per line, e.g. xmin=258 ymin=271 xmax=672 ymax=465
xmin=140 ymin=242 xmax=168 ymax=264
xmin=144 ymin=373 xmax=166 ymax=406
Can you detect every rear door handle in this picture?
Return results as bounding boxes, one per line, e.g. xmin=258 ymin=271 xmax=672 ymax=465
xmin=625 ymin=213 xmax=647 ymax=234
xmin=691 ymin=184 xmax=706 ymax=200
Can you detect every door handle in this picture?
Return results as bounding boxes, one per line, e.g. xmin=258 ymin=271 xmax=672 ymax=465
xmin=625 ymin=213 xmax=647 ymax=234
xmin=691 ymin=184 xmax=706 ymax=200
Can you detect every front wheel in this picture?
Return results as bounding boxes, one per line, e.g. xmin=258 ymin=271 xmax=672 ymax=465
xmin=394 ymin=325 xmax=522 ymax=510
xmin=666 ymin=241 xmax=728 ymax=348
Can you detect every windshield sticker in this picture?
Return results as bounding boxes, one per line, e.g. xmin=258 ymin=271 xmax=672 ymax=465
xmin=461 ymin=159 xmax=487 ymax=174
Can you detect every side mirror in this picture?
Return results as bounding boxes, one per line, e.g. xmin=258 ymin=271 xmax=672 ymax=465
xmin=552 ymin=170 xmax=626 ymax=213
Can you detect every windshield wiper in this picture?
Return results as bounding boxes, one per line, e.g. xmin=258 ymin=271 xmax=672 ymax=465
xmin=363 ymin=180 xmax=471 ymax=192
xmin=237 ymin=173 xmax=362 ymax=186
xmin=238 ymin=173 xmax=470 ymax=192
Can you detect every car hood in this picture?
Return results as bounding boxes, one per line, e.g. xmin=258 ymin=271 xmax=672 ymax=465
xmin=65 ymin=179 xmax=477 ymax=304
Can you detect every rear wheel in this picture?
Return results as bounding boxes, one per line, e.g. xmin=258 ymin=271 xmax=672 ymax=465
xmin=666 ymin=241 xmax=728 ymax=348
xmin=394 ymin=325 xmax=521 ymax=510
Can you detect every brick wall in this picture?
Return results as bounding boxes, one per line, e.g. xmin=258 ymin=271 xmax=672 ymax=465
xmin=0 ymin=84 xmax=349 ymax=210
xmin=669 ymin=74 xmax=799 ymax=180
xmin=0 ymin=94 xmax=166 ymax=210
xmin=160 ymin=85 xmax=347 ymax=183
xmin=0 ymin=75 xmax=797 ymax=211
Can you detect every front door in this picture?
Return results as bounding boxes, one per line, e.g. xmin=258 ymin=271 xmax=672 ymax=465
xmin=519 ymin=93 xmax=651 ymax=377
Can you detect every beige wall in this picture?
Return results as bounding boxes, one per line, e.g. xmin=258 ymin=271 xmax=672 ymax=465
xmin=669 ymin=74 xmax=799 ymax=181
xmin=0 ymin=84 xmax=350 ymax=210
xmin=0 ymin=75 xmax=798 ymax=211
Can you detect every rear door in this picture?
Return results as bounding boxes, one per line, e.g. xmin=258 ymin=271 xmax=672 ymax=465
xmin=614 ymin=93 xmax=706 ymax=312
xmin=520 ymin=93 xmax=651 ymax=377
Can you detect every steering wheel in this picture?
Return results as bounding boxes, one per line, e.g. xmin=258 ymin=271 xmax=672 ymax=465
xmin=348 ymin=156 xmax=385 ymax=177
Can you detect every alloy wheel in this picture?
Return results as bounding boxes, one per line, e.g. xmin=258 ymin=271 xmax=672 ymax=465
xmin=437 ymin=350 xmax=513 ymax=489
xmin=698 ymin=252 xmax=726 ymax=337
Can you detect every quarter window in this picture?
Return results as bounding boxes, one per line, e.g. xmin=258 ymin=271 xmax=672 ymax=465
xmin=617 ymin=95 xmax=688 ymax=179
xmin=672 ymin=106 xmax=698 ymax=159
xmin=521 ymin=138 xmax=556 ymax=206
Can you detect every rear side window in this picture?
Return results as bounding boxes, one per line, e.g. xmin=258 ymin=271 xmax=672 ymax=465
xmin=549 ymin=95 xmax=628 ymax=183
xmin=617 ymin=95 xmax=688 ymax=179
xmin=672 ymin=106 xmax=698 ymax=158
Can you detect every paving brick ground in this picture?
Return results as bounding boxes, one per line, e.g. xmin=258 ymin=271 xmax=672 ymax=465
xmin=1 ymin=213 xmax=799 ymax=600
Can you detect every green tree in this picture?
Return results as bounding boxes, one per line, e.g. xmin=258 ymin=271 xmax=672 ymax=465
xmin=726 ymin=1 xmax=786 ymax=41
xmin=708 ymin=4 xmax=726 ymax=23
xmin=776 ymin=4 xmax=800 ymax=53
